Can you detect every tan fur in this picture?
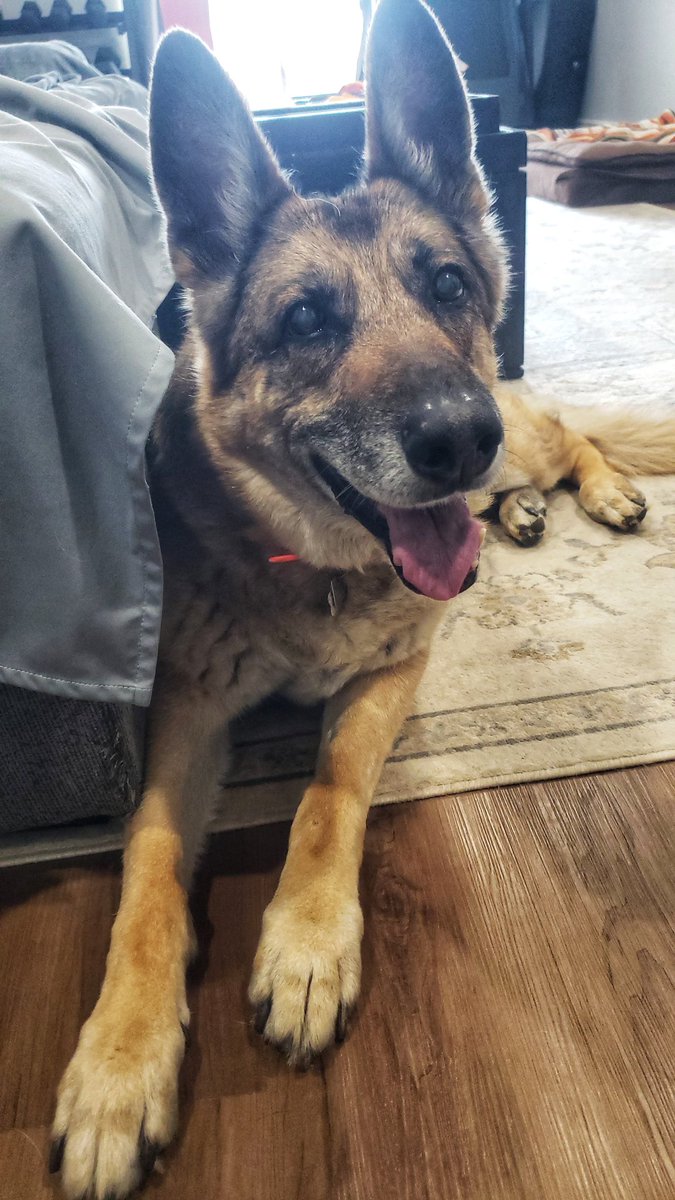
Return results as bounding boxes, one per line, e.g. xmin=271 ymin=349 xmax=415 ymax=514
xmin=51 ymin=9 xmax=675 ymax=1197
xmin=549 ymin=404 xmax=675 ymax=476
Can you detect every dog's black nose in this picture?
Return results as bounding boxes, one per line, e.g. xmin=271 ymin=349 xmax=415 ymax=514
xmin=402 ymin=396 xmax=503 ymax=490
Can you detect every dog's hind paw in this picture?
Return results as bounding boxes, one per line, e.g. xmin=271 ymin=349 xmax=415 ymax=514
xmin=249 ymin=891 xmax=362 ymax=1068
xmin=579 ymin=473 xmax=647 ymax=531
xmin=499 ymin=486 xmax=547 ymax=546
xmin=51 ymin=997 xmax=186 ymax=1199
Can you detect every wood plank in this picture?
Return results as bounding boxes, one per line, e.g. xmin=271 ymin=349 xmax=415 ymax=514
xmin=0 ymin=762 xmax=673 ymax=1200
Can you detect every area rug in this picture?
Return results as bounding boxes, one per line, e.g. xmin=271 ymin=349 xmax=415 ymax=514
xmin=2 ymin=201 xmax=674 ymax=865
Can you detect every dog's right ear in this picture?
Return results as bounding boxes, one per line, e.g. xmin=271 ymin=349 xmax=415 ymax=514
xmin=150 ymin=31 xmax=292 ymax=287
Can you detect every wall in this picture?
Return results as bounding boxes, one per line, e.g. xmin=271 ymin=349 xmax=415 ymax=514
xmin=583 ymin=0 xmax=675 ymax=122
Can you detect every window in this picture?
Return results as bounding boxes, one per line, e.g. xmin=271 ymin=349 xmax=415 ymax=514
xmin=209 ymin=0 xmax=364 ymax=107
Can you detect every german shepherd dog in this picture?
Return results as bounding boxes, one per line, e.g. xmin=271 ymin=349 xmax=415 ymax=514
xmin=50 ymin=1 xmax=674 ymax=1195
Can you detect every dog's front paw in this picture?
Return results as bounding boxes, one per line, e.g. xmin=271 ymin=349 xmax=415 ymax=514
xmin=499 ymin=486 xmax=547 ymax=545
xmin=51 ymin=997 xmax=187 ymax=1199
xmin=579 ymin=473 xmax=647 ymax=531
xmin=249 ymin=891 xmax=363 ymax=1068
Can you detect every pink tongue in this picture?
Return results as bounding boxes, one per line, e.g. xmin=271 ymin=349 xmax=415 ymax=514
xmin=379 ymin=495 xmax=482 ymax=602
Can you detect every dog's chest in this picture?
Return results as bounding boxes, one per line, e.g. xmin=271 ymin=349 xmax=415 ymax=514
xmin=163 ymin=565 xmax=438 ymax=711
xmin=274 ymin=575 xmax=437 ymax=704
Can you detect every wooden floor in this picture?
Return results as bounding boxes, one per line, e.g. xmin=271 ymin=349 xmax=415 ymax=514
xmin=1 ymin=761 xmax=673 ymax=1200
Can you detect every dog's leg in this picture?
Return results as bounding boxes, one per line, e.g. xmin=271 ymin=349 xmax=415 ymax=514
xmin=498 ymin=485 xmax=548 ymax=546
xmin=562 ymin=429 xmax=647 ymax=531
xmin=249 ymin=650 xmax=428 ymax=1068
xmin=497 ymin=390 xmax=647 ymax=540
xmin=51 ymin=682 xmax=227 ymax=1200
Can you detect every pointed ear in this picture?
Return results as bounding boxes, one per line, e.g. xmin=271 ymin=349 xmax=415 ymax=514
xmin=365 ymin=0 xmax=488 ymax=215
xmin=149 ymin=31 xmax=292 ymax=286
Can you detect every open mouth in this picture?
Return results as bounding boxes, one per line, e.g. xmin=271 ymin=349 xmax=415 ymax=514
xmin=312 ymin=456 xmax=483 ymax=602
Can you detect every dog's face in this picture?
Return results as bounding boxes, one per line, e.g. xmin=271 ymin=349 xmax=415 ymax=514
xmin=150 ymin=0 xmax=508 ymax=601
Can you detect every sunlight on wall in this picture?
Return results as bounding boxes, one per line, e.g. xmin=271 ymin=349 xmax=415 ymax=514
xmin=209 ymin=0 xmax=364 ymax=107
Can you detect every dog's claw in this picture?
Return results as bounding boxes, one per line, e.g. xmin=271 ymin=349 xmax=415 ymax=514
xmin=276 ymin=1033 xmax=294 ymax=1059
xmin=295 ymin=1047 xmax=313 ymax=1072
xmin=253 ymin=996 xmax=272 ymax=1036
xmin=139 ymin=1126 xmax=161 ymax=1177
xmin=48 ymin=1134 xmax=65 ymax=1174
xmin=335 ymin=1001 xmax=351 ymax=1044
xmin=622 ymin=502 xmax=646 ymax=529
xmin=516 ymin=515 xmax=546 ymax=545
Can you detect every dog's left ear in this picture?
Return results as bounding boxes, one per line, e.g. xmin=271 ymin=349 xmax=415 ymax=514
xmin=364 ymin=0 xmax=488 ymax=216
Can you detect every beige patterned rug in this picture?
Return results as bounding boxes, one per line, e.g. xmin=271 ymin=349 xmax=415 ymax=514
xmin=223 ymin=475 xmax=675 ymax=824
xmin=3 ymin=201 xmax=674 ymax=864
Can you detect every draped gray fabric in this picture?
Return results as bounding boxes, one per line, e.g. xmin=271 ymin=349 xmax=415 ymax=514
xmin=0 ymin=64 xmax=175 ymax=706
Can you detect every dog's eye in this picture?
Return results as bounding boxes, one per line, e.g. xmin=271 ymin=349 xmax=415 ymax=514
xmin=285 ymin=301 xmax=324 ymax=339
xmin=433 ymin=266 xmax=466 ymax=304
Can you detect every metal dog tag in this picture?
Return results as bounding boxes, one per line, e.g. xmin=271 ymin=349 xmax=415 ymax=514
xmin=327 ymin=576 xmax=347 ymax=617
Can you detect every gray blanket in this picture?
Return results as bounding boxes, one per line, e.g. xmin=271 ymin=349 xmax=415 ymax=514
xmin=0 ymin=50 xmax=174 ymax=706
